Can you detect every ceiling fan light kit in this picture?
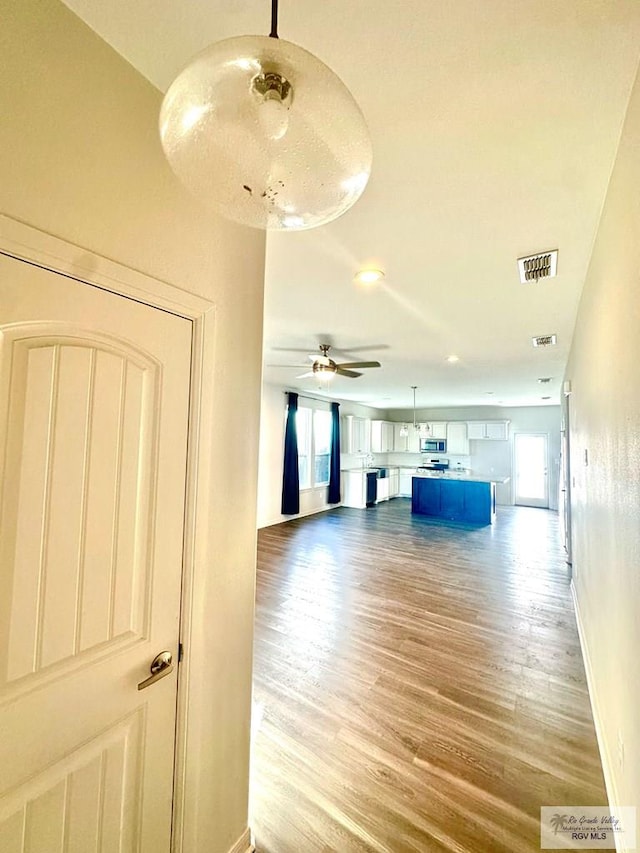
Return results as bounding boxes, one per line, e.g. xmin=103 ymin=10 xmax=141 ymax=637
xmin=294 ymin=344 xmax=381 ymax=380
xmin=159 ymin=0 xmax=372 ymax=230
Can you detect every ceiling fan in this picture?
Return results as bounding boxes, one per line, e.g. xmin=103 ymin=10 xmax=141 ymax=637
xmin=295 ymin=344 xmax=381 ymax=379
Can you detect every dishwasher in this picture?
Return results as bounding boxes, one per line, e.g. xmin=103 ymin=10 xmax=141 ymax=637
xmin=366 ymin=471 xmax=377 ymax=507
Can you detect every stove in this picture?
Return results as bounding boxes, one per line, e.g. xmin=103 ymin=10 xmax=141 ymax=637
xmin=419 ymin=458 xmax=450 ymax=471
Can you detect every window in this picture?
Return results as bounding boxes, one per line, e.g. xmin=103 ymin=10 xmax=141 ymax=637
xmin=296 ymin=407 xmax=312 ymax=489
xmin=313 ymin=409 xmax=332 ymax=486
xmin=296 ymin=405 xmax=332 ymax=489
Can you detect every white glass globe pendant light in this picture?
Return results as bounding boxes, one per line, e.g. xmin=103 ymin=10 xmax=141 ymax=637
xmin=159 ymin=0 xmax=373 ymax=230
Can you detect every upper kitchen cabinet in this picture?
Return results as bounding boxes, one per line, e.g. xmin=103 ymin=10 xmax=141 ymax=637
xmin=446 ymin=422 xmax=469 ymax=455
xmin=342 ymin=415 xmax=371 ymax=454
xmin=407 ymin=428 xmax=421 ymax=453
xmin=467 ymin=421 xmax=510 ymax=441
xmin=371 ymin=420 xmax=394 ymax=453
xmin=425 ymin=422 xmax=448 ymax=440
xmin=393 ymin=423 xmax=420 ymax=452
xmin=393 ymin=422 xmax=409 ymax=452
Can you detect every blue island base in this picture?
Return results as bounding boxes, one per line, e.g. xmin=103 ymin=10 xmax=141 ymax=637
xmin=412 ymin=477 xmax=496 ymax=525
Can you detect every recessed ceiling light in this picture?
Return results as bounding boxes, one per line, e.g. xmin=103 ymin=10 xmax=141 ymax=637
xmin=354 ymin=268 xmax=385 ymax=285
xmin=446 ymin=354 xmax=459 ymax=363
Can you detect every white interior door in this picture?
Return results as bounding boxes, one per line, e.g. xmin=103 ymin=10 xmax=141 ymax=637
xmin=0 ymin=253 xmax=192 ymax=851
xmin=514 ymin=433 xmax=549 ymax=508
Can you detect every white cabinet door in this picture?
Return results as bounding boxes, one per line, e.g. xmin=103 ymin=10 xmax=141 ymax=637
xmin=354 ymin=417 xmax=371 ymax=452
xmin=371 ymin=420 xmax=383 ymax=452
xmin=407 ymin=428 xmax=421 ymax=453
xmin=376 ymin=477 xmax=389 ymax=502
xmin=371 ymin=420 xmax=394 ymax=452
xmin=342 ymin=471 xmax=366 ymax=507
xmin=393 ymin=423 xmax=409 ymax=452
xmin=467 ymin=421 xmax=486 ymax=439
xmin=399 ymin=470 xmax=414 ymax=496
xmin=382 ymin=422 xmax=394 ymax=452
xmin=342 ymin=416 xmax=371 ymax=453
xmin=0 ymin=254 xmax=191 ymax=850
xmin=429 ymin=422 xmax=448 ymax=439
xmin=466 ymin=421 xmax=510 ymax=440
xmin=486 ymin=421 xmax=509 ymax=440
xmin=389 ymin=469 xmax=400 ymax=497
xmin=447 ymin=422 xmax=469 ymax=454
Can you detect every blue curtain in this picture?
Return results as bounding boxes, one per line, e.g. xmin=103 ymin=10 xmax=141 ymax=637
xmin=281 ymin=392 xmax=300 ymax=514
xmin=328 ymin=401 xmax=341 ymax=504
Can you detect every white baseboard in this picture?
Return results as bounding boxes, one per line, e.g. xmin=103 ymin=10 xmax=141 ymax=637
xmin=227 ymin=827 xmax=254 ymax=853
xmin=258 ymin=503 xmax=339 ymax=529
xmin=570 ymin=581 xmax=624 ymax=853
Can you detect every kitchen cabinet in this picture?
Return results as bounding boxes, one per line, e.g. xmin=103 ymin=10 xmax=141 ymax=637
xmin=446 ymin=422 xmax=469 ymax=455
xmin=440 ymin=480 xmax=465 ymax=517
xmin=371 ymin=420 xmax=394 ymax=453
xmin=412 ymin=477 xmax=496 ymax=525
xmin=342 ymin=415 xmax=371 ymax=454
xmin=467 ymin=421 xmax=510 ymax=441
xmin=407 ymin=429 xmax=421 ymax=452
xmin=376 ymin=476 xmax=389 ymax=502
xmin=399 ymin=469 xmax=415 ymax=496
xmin=425 ymin=422 xmax=448 ymax=440
xmin=342 ymin=470 xmax=367 ymax=508
xmin=392 ymin=423 xmax=422 ymax=452
xmin=388 ymin=467 xmax=399 ymax=498
xmin=393 ymin=422 xmax=410 ymax=452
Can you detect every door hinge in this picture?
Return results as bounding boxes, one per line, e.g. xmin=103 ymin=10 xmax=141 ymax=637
xmin=178 ymin=642 xmax=184 ymax=663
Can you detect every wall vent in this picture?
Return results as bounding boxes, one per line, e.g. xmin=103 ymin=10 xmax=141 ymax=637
xmin=537 ymin=377 xmax=553 ymax=384
xmin=532 ymin=334 xmax=557 ymax=348
xmin=518 ymin=250 xmax=558 ymax=283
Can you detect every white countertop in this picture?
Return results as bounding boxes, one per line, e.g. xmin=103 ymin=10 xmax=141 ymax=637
xmin=412 ymin=470 xmax=510 ymax=484
xmin=341 ymin=467 xmax=400 ymax=473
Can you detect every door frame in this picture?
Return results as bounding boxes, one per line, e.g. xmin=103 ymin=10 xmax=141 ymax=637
xmin=561 ymin=395 xmax=573 ymax=569
xmin=511 ymin=431 xmax=550 ymax=508
xmin=0 ymin=214 xmax=216 ymax=852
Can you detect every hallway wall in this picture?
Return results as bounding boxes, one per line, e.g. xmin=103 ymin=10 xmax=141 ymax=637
xmin=565 ymin=56 xmax=640 ymax=829
xmin=0 ymin=2 xmax=266 ymax=850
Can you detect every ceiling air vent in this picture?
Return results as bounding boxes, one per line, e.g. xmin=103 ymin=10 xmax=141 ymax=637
xmin=532 ymin=334 xmax=557 ymax=348
xmin=518 ymin=250 xmax=558 ymax=283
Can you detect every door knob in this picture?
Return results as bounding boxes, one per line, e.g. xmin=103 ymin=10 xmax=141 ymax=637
xmin=137 ymin=650 xmax=174 ymax=691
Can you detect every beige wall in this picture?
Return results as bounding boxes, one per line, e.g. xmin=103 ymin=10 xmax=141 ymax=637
xmin=565 ymin=58 xmax=640 ymax=830
xmin=0 ymin=1 xmax=266 ymax=851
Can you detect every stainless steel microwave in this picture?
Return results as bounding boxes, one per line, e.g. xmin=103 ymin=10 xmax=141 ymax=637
xmin=420 ymin=438 xmax=447 ymax=453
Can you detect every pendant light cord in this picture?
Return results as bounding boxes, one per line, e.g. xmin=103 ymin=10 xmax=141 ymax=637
xmin=270 ymin=0 xmax=279 ymax=38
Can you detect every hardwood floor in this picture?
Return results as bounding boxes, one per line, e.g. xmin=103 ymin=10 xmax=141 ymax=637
xmin=250 ymin=500 xmax=606 ymax=853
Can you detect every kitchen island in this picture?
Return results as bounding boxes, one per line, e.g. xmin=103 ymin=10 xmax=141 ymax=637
xmin=411 ymin=471 xmax=505 ymax=525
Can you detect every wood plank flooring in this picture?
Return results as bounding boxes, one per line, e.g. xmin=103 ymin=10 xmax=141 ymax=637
xmin=250 ymin=500 xmax=606 ymax=853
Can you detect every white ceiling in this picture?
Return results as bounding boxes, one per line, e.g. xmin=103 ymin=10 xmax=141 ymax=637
xmin=62 ymin=0 xmax=640 ymax=410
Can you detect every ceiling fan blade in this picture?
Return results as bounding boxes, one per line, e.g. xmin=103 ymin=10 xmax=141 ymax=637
xmin=272 ymin=346 xmax=318 ymax=353
xmin=336 ymin=361 xmax=381 ymax=369
xmin=336 ymin=368 xmax=362 ymax=378
xmin=329 ymin=344 xmax=390 ymax=357
xmin=296 ymin=371 xmax=316 ymax=379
